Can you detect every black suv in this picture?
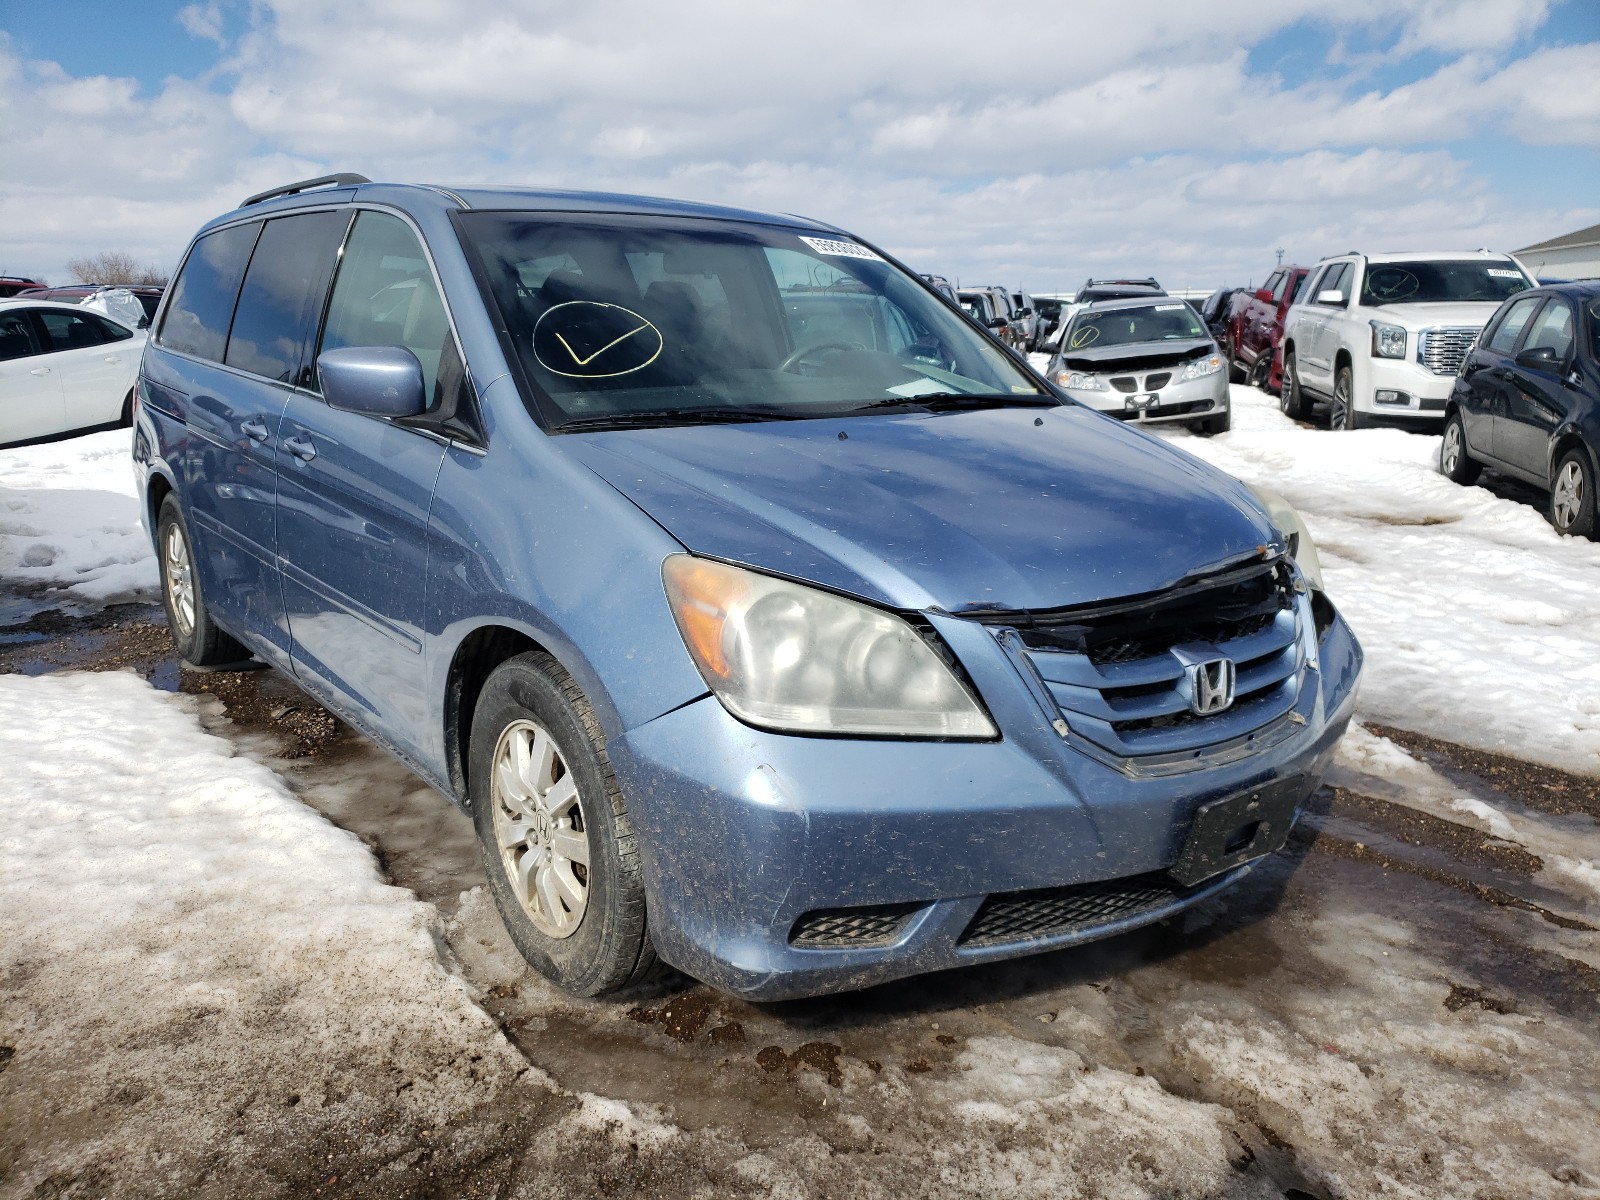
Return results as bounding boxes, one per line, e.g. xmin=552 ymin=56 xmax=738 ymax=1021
xmin=1441 ymin=281 xmax=1600 ymax=538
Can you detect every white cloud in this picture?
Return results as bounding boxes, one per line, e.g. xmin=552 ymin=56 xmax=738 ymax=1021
xmin=177 ymin=2 xmax=227 ymax=47
xmin=0 ymin=2 xmax=1593 ymax=289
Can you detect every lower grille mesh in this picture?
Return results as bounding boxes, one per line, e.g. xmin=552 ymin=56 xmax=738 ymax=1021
xmin=790 ymin=902 xmax=922 ymax=948
xmin=959 ymin=872 xmax=1184 ymax=946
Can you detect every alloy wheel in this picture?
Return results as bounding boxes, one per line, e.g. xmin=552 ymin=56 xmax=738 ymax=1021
xmin=1279 ymin=362 xmax=1294 ymax=414
xmin=1441 ymin=423 xmax=1462 ymax=475
xmin=1553 ymin=460 xmax=1585 ymax=531
xmin=1332 ymin=375 xmax=1351 ymax=430
xmin=490 ymin=718 xmax=591 ymax=938
xmin=163 ymin=525 xmax=195 ymax=639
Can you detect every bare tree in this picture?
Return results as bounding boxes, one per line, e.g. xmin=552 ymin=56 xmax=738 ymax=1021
xmin=66 ymin=251 xmax=169 ymax=287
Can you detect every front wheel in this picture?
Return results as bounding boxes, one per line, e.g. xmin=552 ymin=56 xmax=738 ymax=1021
xmin=156 ymin=495 xmax=249 ymax=666
xmin=470 ymin=652 xmax=656 ymax=997
xmin=1330 ymin=365 xmax=1363 ymax=431
xmin=1550 ymin=449 xmax=1598 ymax=539
xmin=1280 ymin=352 xmax=1312 ymax=421
xmin=1439 ymin=412 xmax=1482 ymax=485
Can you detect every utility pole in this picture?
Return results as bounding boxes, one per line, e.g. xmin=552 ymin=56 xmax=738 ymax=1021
xmin=1275 ymin=247 xmax=1285 ymax=267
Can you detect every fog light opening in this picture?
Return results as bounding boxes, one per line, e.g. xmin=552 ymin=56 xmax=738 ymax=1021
xmin=1374 ymin=390 xmax=1411 ymax=406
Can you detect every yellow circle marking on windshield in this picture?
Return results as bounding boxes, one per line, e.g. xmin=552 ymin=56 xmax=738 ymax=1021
xmin=1366 ymin=269 xmax=1418 ymax=301
xmin=1068 ymin=326 xmax=1100 ymax=349
xmin=532 ymin=301 xmax=664 ymax=379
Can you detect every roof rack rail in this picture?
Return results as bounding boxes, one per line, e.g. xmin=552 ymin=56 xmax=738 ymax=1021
xmin=239 ymin=173 xmax=371 ymax=208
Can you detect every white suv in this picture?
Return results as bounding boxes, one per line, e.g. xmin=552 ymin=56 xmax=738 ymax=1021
xmin=1279 ymin=251 xmax=1536 ymax=430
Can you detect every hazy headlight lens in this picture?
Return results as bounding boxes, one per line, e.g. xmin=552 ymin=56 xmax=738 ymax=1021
xmin=663 ymin=556 xmax=996 ymax=737
xmin=1370 ymin=322 xmax=1406 ymax=359
xmin=1054 ymin=369 xmax=1107 ymax=391
xmin=1245 ymin=484 xmax=1325 ymax=592
xmin=1181 ymin=354 xmax=1224 ymax=380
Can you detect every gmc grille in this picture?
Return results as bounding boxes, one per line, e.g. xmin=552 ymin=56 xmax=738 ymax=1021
xmin=1418 ymin=326 xmax=1480 ymax=376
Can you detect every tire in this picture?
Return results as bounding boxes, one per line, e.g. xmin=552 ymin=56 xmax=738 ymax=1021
xmin=1439 ymin=412 xmax=1482 ymax=485
xmin=1330 ymin=364 xmax=1363 ymax=431
xmin=1280 ymin=351 xmax=1312 ymax=421
xmin=1207 ymin=407 xmax=1232 ymax=435
xmin=470 ymin=651 xmax=656 ymax=997
xmin=1549 ymin=448 xmax=1598 ymax=539
xmin=1248 ymin=354 xmax=1271 ymax=391
xmin=156 ymin=494 xmax=249 ymax=667
xmin=119 ymin=389 xmax=134 ymax=427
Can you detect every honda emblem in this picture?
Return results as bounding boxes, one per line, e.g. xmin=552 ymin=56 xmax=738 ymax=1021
xmin=1186 ymin=658 xmax=1236 ymax=716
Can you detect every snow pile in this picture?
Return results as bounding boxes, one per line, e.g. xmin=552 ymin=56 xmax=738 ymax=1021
xmin=0 ymin=428 xmax=157 ymax=601
xmin=1161 ymin=385 xmax=1600 ymax=776
xmin=0 ymin=671 xmax=533 ymax=1194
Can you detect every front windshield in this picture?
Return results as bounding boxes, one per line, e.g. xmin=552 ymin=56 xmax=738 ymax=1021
xmin=457 ymin=212 xmax=1046 ymax=428
xmin=1360 ymin=261 xmax=1532 ymax=306
xmin=1062 ymin=302 xmax=1206 ymax=351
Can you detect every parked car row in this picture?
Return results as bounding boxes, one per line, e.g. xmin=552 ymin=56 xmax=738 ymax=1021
xmin=12 ymin=283 xmax=165 ymax=327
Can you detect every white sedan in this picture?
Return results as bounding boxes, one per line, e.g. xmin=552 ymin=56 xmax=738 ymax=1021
xmin=0 ymin=299 xmax=145 ymax=448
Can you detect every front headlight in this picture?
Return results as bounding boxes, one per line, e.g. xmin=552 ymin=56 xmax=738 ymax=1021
xmin=662 ymin=556 xmax=996 ymax=738
xmin=1053 ymin=368 xmax=1107 ymax=391
xmin=1244 ymin=484 xmax=1325 ymax=592
xmin=1180 ymin=353 xmax=1224 ymax=380
xmin=1370 ymin=321 xmax=1406 ymax=359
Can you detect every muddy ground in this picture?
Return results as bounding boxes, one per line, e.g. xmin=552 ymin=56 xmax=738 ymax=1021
xmin=2 ymin=604 xmax=1597 ymax=1199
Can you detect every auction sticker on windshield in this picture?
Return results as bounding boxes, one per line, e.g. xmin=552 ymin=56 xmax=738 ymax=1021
xmin=799 ymin=236 xmax=884 ymax=261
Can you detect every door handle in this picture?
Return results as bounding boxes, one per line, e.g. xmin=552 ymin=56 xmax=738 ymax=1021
xmin=29 ymin=367 xmax=51 ymax=376
xmin=283 ymin=434 xmax=317 ymax=462
xmin=103 ymin=356 xmax=121 ymax=364
xmin=241 ymin=419 xmax=270 ymax=443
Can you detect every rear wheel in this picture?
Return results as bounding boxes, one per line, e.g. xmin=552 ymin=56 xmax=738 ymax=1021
xmin=470 ymin=652 xmax=656 ymax=997
xmin=1280 ymin=351 xmax=1312 ymax=421
xmin=156 ymin=494 xmax=249 ymax=666
xmin=1550 ymin=448 xmax=1597 ymax=539
xmin=1330 ymin=365 xmax=1363 ymax=431
xmin=119 ymin=388 xmax=134 ymax=427
xmin=1439 ymin=412 xmax=1482 ymax=485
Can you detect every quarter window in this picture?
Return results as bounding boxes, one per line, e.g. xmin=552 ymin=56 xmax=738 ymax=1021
xmin=226 ymin=211 xmax=351 ymax=385
xmin=1486 ymin=296 xmax=1543 ymax=355
xmin=159 ymin=221 xmax=261 ymax=363
xmin=0 ymin=311 xmax=42 ymax=361
xmin=319 ymin=211 xmax=452 ymax=402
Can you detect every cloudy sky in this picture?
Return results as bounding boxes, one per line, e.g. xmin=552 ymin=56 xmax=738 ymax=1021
xmin=2 ymin=0 xmax=1595 ymax=292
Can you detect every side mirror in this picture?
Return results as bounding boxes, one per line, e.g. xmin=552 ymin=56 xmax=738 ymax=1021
xmin=1514 ymin=345 xmax=1559 ymax=372
xmin=1316 ymin=289 xmax=1346 ymax=306
xmin=318 ymin=346 xmax=427 ymax=417
xmin=987 ymin=316 xmax=1008 ymax=329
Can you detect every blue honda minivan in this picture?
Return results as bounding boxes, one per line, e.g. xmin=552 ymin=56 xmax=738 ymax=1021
xmin=134 ymin=175 xmax=1361 ymax=1000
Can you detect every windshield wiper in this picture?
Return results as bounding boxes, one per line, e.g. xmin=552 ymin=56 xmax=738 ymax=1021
xmin=555 ymin=406 xmax=819 ymax=432
xmin=852 ymin=392 xmax=1060 ymax=414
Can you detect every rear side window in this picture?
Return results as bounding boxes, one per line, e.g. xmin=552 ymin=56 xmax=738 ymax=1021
xmin=1292 ymin=270 xmax=1319 ymax=303
xmin=225 ymin=211 xmax=351 ymax=385
xmin=1486 ymin=296 xmax=1542 ymax=355
xmin=36 ymin=309 xmax=126 ymax=350
xmin=160 ymin=222 xmax=261 ymax=362
xmin=0 ymin=311 xmax=42 ymax=361
xmin=319 ymin=211 xmax=452 ymax=401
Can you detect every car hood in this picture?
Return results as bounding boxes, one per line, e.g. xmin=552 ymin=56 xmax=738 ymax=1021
xmin=1371 ymin=301 xmax=1503 ymax=329
xmin=1059 ymin=338 xmax=1215 ymax=371
xmin=562 ymin=407 xmax=1277 ymax=613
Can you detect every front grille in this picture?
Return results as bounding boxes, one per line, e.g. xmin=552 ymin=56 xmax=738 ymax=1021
xmin=1144 ymin=371 xmax=1172 ymax=390
xmin=789 ymin=902 xmax=922 ymax=948
xmin=1418 ymin=327 xmax=1479 ymax=376
xmin=960 ymin=872 xmax=1185 ymax=946
xmin=1110 ymin=376 xmax=1138 ymax=393
xmin=971 ymin=560 xmax=1305 ymax=758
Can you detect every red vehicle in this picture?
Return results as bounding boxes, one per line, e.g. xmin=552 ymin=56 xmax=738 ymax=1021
xmin=1227 ymin=265 xmax=1310 ymax=390
xmin=0 ymin=276 xmax=46 ymax=298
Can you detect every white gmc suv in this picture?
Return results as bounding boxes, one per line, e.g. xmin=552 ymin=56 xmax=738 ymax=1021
xmin=1278 ymin=250 xmax=1536 ymax=430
